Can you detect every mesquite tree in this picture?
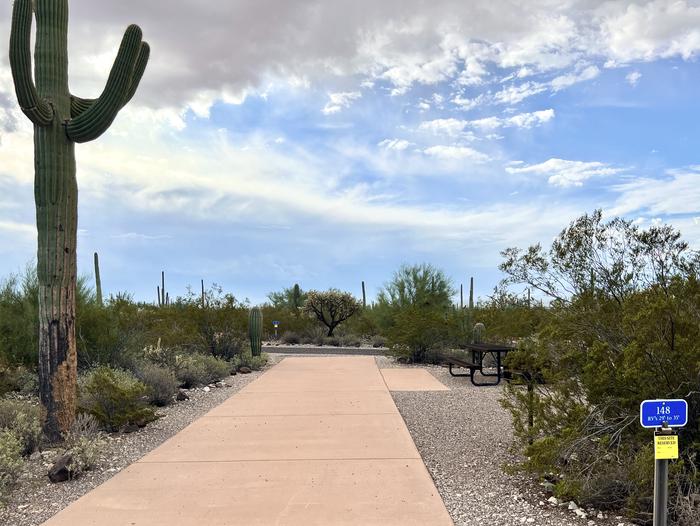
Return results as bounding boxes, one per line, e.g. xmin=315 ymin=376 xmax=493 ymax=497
xmin=9 ymin=0 xmax=149 ymax=441
xmin=302 ymin=290 xmax=361 ymax=336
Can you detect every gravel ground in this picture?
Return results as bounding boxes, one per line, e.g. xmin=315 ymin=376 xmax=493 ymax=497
xmin=377 ymin=356 xmax=633 ymax=526
xmin=0 ymin=364 xmax=274 ymax=526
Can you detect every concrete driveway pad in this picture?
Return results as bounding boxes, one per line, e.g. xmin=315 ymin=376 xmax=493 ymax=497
xmin=380 ymin=368 xmax=449 ymax=391
xmin=42 ymin=356 xmax=453 ymax=525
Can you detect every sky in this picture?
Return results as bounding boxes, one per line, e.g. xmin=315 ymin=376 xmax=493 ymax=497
xmin=1 ymin=0 xmax=700 ymax=305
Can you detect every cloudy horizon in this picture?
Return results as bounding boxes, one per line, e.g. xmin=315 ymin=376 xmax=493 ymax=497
xmin=1 ymin=0 xmax=699 ymax=304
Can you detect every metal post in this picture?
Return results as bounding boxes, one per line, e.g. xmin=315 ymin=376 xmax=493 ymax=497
xmin=653 ymin=457 xmax=668 ymax=526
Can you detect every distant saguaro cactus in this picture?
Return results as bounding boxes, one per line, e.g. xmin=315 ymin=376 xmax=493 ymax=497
xmin=94 ymin=252 xmax=103 ymax=306
xmin=10 ymin=0 xmax=149 ymax=441
xmin=249 ymin=307 xmax=263 ymax=357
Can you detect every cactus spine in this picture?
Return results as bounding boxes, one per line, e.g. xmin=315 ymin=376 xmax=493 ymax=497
xmin=9 ymin=0 xmax=149 ymax=440
xmin=249 ymin=307 xmax=263 ymax=357
xmin=94 ymin=252 xmax=103 ymax=306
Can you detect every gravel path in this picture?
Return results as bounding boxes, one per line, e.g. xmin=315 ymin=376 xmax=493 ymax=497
xmin=0 ymin=364 xmax=274 ymax=526
xmin=377 ymin=356 xmax=632 ymax=526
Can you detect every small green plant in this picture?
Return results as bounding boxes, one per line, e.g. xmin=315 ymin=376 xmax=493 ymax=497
xmin=62 ymin=414 xmax=105 ymax=475
xmin=137 ymin=363 xmax=179 ymax=406
xmin=175 ymin=354 xmax=231 ymax=388
xmin=280 ymin=331 xmax=300 ymax=344
xmin=79 ymin=366 xmax=156 ymax=432
xmin=0 ymin=430 xmax=23 ymax=501
xmin=0 ymin=399 xmax=42 ymax=456
xmin=371 ymin=335 xmax=386 ymax=348
xmin=233 ymin=352 xmax=268 ymax=371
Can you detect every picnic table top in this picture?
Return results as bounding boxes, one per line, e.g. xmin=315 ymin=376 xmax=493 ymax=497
xmin=463 ymin=343 xmax=515 ymax=353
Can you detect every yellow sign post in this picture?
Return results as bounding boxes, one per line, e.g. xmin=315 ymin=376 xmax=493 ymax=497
xmin=654 ymin=434 xmax=679 ymax=460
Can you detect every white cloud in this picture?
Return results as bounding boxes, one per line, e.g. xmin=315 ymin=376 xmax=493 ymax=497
xmin=626 ymin=70 xmax=642 ymax=86
xmin=419 ymin=118 xmax=469 ymax=137
xmin=423 ymin=145 xmax=490 ymax=163
xmin=506 ymin=158 xmax=624 ymax=188
xmin=549 ymin=65 xmax=600 ymax=92
xmin=471 ymin=109 xmax=555 ymax=130
xmin=610 ymin=166 xmax=700 ymax=216
xmin=600 ymin=0 xmax=700 ymax=64
xmin=322 ymin=91 xmax=362 ymax=115
xmin=378 ymin=138 xmax=412 ymax=151
xmin=493 ymin=82 xmax=548 ymax=105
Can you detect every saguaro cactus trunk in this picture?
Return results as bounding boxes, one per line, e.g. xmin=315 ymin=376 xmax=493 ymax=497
xmin=9 ymin=0 xmax=149 ymax=441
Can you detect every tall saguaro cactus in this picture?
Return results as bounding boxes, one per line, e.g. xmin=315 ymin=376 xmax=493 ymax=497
xmin=9 ymin=0 xmax=149 ymax=441
xmin=94 ymin=252 xmax=102 ymax=306
xmin=249 ymin=307 xmax=263 ymax=357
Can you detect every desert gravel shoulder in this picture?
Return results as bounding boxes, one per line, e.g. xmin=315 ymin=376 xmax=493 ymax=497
xmin=376 ymin=356 xmax=633 ymax=526
xmin=0 ymin=358 xmax=282 ymax=526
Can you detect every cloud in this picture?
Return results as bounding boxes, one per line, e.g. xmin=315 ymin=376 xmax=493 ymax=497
xmin=423 ymin=145 xmax=490 ymax=162
xmin=626 ymin=70 xmax=642 ymax=86
xmin=506 ymin=158 xmax=624 ymax=187
xmin=610 ymin=166 xmax=700 ymax=216
xmin=322 ymin=91 xmax=362 ymax=115
xmin=378 ymin=138 xmax=412 ymax=151
xmin=418 ymin=118 xmax=471 ymax=137
xmin=419 ymin=109 xmax=554 ymax=137
xmin=549 ymin=64 xmax=600 ymax=92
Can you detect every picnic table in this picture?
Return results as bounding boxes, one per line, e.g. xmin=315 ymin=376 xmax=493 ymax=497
xmin=439 ymin=343 xmax=515 ymax=386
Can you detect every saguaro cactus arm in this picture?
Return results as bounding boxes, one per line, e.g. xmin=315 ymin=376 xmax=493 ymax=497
xmin=70 ymin=42 xmax=149 ymax=119
xmin=9 ymin=0 xmax=54 ymax=126
xmin=65 ymin=25 xmax=149 ymax=143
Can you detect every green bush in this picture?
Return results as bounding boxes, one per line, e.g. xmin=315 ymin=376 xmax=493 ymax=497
xmin=175 ymin=354 xmax=231 ymax=388
xmin=233 ymin=352 xmax=268 ymax=371
xmin=499 ymin=211 xmax=700 ymax=521
xmin=0 ymin=430 xmax=23 ymax=501
xmin=371 ymin=335 xmax=386 ymax=348
xmin=136 ymin=364 xmax=179 ymax=406
xmin=62 ymin=414 xmax=105 ymax=475
xmin=79 ymin=366 xmax=156 ymax=432
xmin=386 ymin=306 xmax=450 ymax=363
xmin=280 ymin=331 xmax=300 ymax=344
xmin=0 ymin=399 xmax=42 ymax=456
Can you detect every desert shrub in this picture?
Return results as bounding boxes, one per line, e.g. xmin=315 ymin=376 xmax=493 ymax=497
xmin=0 ymin=430 xmax=23 ymax=500
xmin=500 ymin=211 xmax=700 ymax=521
xmin=371 ymin=335 xmax=386 ymax=348
xmin=175 ymin=354 xmax=231 ymax=388
xmin=0 ymin=366 xmax=38 ymax=396
xmin=79 ymin=366 xmax=156 ymax=432
xmin=302 ymin=290 xmax=361 ymax=336
xmin=62 ymin=414 xmax=105 ymax=475
xmin=386 ymin=306 xmax=451 ymax=363
xmin=280 ymin=331 xmax=300 ymax=345
xmin=305 ymin=326 xmax=326 ymax=346
xmin=0 ymin=399 xmax=42 ymax=456
xmin=339 ymin=334 xmax=361 ymax=347
xmin=324 ymin=336 xmax=341 ymax=347
xmin=136 ymin=364 xmax=179 ymax=406
xmin=233 ymin=352 xmax=268 ymax=371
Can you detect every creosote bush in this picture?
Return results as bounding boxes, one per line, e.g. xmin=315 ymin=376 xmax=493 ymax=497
xmin=79 ymin=366 xmax=156 ymax=432
xmin=0 ymin=430 xmax=23 ymax=501
xmin=175 ymin=354 xmax=231 ymax=388
xmin=280 ymin=331 xmax=300 ymax=345
xmin=137 ymin=364 xmax=179 ymax=406
xmin=233 ymin=352 xmax=268 ymax=371
xmin=62 ymin=414 xmax=105 ymax=476
xmin=0 ymin=399 xmax=42 ymax=456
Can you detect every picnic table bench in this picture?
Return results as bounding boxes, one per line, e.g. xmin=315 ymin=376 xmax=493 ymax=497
xmin=438 ymin=343 xmax=515 ymax=386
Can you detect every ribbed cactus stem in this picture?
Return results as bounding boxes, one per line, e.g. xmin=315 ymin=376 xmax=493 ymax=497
xmin=473 ymin=322 xmax=485 ymax=344
xmin=460 ymin=283 xmax=463 ymax=309
xmin=94 ymin=252 xmax=103 ymax=306
xmin=9 ymin=0 xmax=149 ymax=441
xmin=469 ymin=277 xmax=474 ymax=310
xmin=361 ymin=281 xmax=366 ymax=308
xmin=249 ymin=307 xmax=263 ymax=357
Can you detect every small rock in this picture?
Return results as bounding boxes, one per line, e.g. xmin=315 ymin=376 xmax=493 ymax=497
xmin=176 ymin=389 xmax=189 ymax=401
xmin=238 ymin=366 xmax=252 ymax=374
xmin=29 ymin=451 xmax=41 ymax=461
xmin=48 ymin=453 xmax=73 ymax=483
xmin=547 ymin=496 xmax=560 ymax=505
xmin=121 ymin=423 xmax=140 ymax=433
xmin=207 ymin=383 xmax=216 ymax=389
xmin=216 ymin=381 xmax=226 ymax=388
xmin=203 ymin=386 xmax=210 ymax=392
xmin=568 ymin=501 xmax=579 ymax=510
xmin=230 ymin=370 xmax=237 ymax=376
xmin=597 ymin=512 xmax=604 ymax=519
xmin=574 ymin=509 xmax=587 ymax=519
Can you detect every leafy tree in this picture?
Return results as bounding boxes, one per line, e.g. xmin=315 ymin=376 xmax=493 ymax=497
xmin=267 ymin=283 xmax=307 ymax=312
xmin=499 ymin=210 xmax=700 ymax=521
xmin=377 ymin=263 xmax=454 ymax=310
xmin=302 ymin=290 xmax=361 ymax=336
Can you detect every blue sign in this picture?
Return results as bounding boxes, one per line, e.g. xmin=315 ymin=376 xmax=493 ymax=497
xmin=640 ymin=399 xmax=688 ymax=429
xmin=272 ymin=321 xmax=280 ymax=328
